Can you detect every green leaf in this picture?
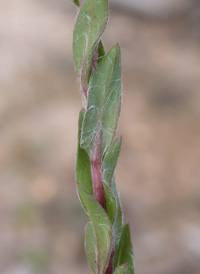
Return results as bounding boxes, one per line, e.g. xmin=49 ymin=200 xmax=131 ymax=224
xmin=71 ymin=0 xmax=80 ymax=7
xmin=81 ymin=45 xmax=122 ymax=157
xmin=85 ymin=221 xmax=96 ymax=273
xmin=73 ymin=0 xmax=108 ymax=87
xmin=111 ymin=178 xmax=123 ymax=247
xmin=113 ymin=264 xmax=131 ymax=274
xmin=102 ymin=137 xmax=122 ymax=187
xmin=77 ymin=184 xmax=112 ymax=274
xmin=114 ymin=224 xmax=134 ymax=274
xmin=103 ymin=182 xmax=117 ymax=224
xmin=76 ymin=110 xmax=93 ymax=196
xmin=98 ymin=40 xmax=106 ymax=62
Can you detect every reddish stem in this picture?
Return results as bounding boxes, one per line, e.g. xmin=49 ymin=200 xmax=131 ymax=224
xmin=91 ymin=45 xmax=99 ymax=73
xmin=91 ymin=131 xmax=115 ymax=273
xmin=87 ymin=31 xmax=114 ymax=274
xmin=81 ymin=85 xmax=88 ymax=99
xmin=105 ymin=245 xmax=115 ymax=274
xmin=91 ymin=132 xmax=106 ymax=209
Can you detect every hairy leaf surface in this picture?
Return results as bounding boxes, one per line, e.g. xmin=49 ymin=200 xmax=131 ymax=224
xmin=111 ymin=178 xmax=123 ymax=247
xmin=81 ymin=45 xmax=122 ymax=157
xmin=77 ymin=184 xmax=112 ymax=274
xmin=114 ymin=224 xmax=134 ymax=274
xmin=103 ymin=182 xmax=117 ymax=224
xmin=86 ymin=221 xmax=96 ymax=273
xmin=102 ymin=137 xmax=122 ymax=186
xmin=73 ymin=0 xmax=108 ymax=89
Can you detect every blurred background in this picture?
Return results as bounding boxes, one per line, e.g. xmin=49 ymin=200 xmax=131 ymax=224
xmin=0 ymin=0 xmax=200 ymax=273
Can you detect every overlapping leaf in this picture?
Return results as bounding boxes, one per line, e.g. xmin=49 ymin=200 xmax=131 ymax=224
xmin=111 ymin=178 xmax=123 ymax=247
xmin=102 ymin=137 xmax=123 ymax=248
xmin=81 ymin=45 xmax=122 ymax=157
xmin=103 ymin=182 xmax=117 ymax=224
xmin=86 ymin=221 xmax=96 ymax=273
xmin=73 ymin=1 xmax=134 ymax=273
xmin=73 ymin=0 xmax=108 ymax=89
xmin=76 ymin=110 xmax=93 ymax=196
xmin=113 ymin=264 xmax=132 ymax=274
xmin=77 ymin=184 xmax=112 ymax=274
xmin=98 ymin=40 xmax=106 ymax=63
xmin=114 ymin=224 xmax=134 ymax=274
xmin=102 ymin=137 xmax=122 ymax=187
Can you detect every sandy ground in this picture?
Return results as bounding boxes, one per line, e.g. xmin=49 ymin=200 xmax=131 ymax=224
xmin=0 ymin=1 xmax=200 ymax=273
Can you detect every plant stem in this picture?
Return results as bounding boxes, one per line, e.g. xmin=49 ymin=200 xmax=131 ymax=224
xmin=91 ymin=129 xmax=106 ymax=209
xmin=106 ymin=245 xmax=115 ymax=274
xmin=72 ymin=0 xmax=134 ymax=272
